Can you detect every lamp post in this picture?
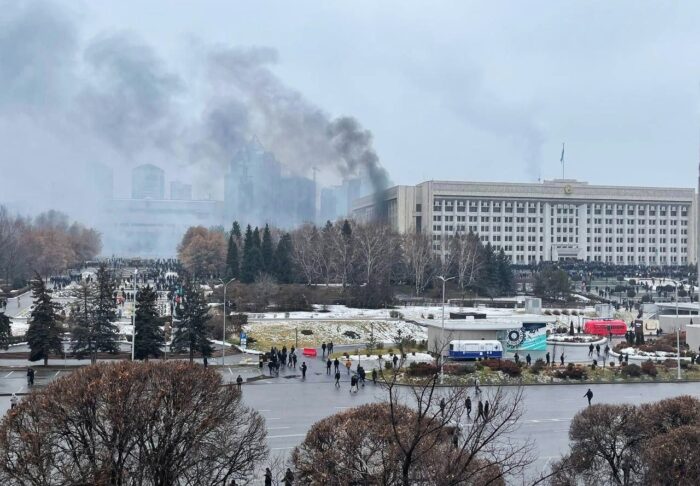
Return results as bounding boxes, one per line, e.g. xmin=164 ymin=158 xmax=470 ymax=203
xmin=435 ymin=275 xmax=455 ymax=384
xmin=676 ymin=284 xmax=681 ymax=380
xmin=131 ymin=269 xmax=138 ymax=361
xmin=218 ymin=278 xmax=236 ymax=365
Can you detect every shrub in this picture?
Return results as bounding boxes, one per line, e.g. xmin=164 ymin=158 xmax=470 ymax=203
xmin=427 ymin=314 xmax=435 ymax=319
xmin=443 ymin=364 xmax=475 ymax=375
xmin=553 ymin=310 xmax=561 ymax=315
xmin=641 ymin=360 xmax=658 ymax=377
xmin=544 ymin=310 xmax=552 ymax=315
xmin=481 ymin=359 xmax=521 ymax=377
xmin=621 ymin=363 xmax=642 ymax=378
xmin=555 ymin=363 xmax=587 ymax=380
xmin=530 ymin=359 xmax=546 ymax=375
xmin=384 ymin=361 xmax=394 ymax=370
xmin=300 ymin=329 xmax=313 ymax=336
xmin=406 ymin=362 xmax=437 ymax=377
xmin=389 ymin=310 xmax=404 ymax=319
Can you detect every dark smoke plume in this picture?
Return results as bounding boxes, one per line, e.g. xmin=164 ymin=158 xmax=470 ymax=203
xmin=0 ymin=1 xmax=391 ymax=233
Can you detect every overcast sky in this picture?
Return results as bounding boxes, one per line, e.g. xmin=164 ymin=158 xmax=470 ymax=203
xmin=2 ymin=1 xmax=700 ymax=219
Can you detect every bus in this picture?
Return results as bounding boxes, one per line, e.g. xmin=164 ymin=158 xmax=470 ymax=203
xmin=448 ymin=340 xmax=503 ymax=360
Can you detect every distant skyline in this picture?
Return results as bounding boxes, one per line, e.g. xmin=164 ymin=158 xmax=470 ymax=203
xmin=2 ymin=1 xmax=700 ymax=222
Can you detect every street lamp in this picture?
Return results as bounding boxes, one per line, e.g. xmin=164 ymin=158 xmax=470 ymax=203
xmin=218 ymin=278 xmax=236 ymax=365
xmin=131 ymin=269 xmax=138 ymax=361
xmin=435 ymin=275 xmax=455 ymax=384
xmin=676 ymin=284 xmax=681 ymax=380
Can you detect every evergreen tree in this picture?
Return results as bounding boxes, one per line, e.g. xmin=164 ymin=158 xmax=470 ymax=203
xmin=273 ymin=233 xmax=294 ymax=283
xmin=342 ymin=219 xmax=352 ymax=238
xmin=27 ymin=275 xmax=63 ymax=365
xmin=252 ymin=227 xmax=262 ymax=248
xmin=171 ymin=279 xmax=213 ymax=363
xmin=72 ymin=265 xmax=119 ymax=363
xmin=496 ymin=249 xmax=514 ymax=295
xmin=0 ymin=312 xmax=11 ymax=350
xmin=476 ymin=243 xmax=499 ymax=298
xmin=261 ymin=224 xmax=274 ymax=274
xmin=134 ymin=285 xmax=164 ymax=360
xmin=225 ymin=232 xmax=240 ymax=280
xmin=231 ymin=221 xmax=242 ymax=242
xmin=241 ymin=225 xmax=262 ymax=283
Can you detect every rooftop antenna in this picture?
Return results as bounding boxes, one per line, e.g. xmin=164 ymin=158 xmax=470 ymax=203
xmin=560 ymin=142 xmax=566 ymax=179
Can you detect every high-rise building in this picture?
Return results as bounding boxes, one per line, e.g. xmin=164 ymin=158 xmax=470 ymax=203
xmin=224 ymin=138 xmax=316 ymax=227
xmin=170 ymin=181 xmax=192 ymax=200
xmin=353 ymin=179 xmax=696 ymax=266
xmin=131 ymin=164 xmax=165 ymax=200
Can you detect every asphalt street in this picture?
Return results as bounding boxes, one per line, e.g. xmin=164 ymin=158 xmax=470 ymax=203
xmin=0 ymin=360 xmax=698 ymax=480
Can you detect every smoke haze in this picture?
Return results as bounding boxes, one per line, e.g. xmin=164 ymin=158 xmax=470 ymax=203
xmin=0 ymin=1 xmax=389 ymax=227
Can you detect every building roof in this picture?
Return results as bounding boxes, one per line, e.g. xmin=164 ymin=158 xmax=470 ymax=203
xmin=418 ymin=319 xmax=523 ymax=331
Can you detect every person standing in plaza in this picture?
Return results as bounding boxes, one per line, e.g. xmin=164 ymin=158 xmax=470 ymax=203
xmin=321 ymin=342 xmax=327 ymax=358
xmin=560 ymin=353 xmax=565 ymax=366
xmin=334 ymin=371 xmax=341 ymax=388
xmin=345 ymin=358 xmax=352 ymax=375
xmin=584 ymin=388 xmax=594 ymax=406
xmin=301 ymin=362 xmax=307 ymax=379
xmin=350 ymin=374 xmax=358 ymax=393
xmin=477 ymin=400 xmax=484 ymax=421
xmin=484 ymin=400 xmax=490 ymax=420
xmin=10 ymin=393 xmax=17 ymax=409
xmin=236 ymin=375 xmax=243 ymax=391
xmin=333 ymin=357 xmax=340 ymax=374
xmin=372 ymin=368 xmax=377 ymax=384
xmin=326 ymin=358 xmax=332 ymax=375
xmin=546 ymin=352 xmax=550 ymax=366
xmin=465 ymin=396 xmax=472 ymax=419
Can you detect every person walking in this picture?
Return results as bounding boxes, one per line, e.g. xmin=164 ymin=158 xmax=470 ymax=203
xmin=326 ymin=358 xmax=332 ymax=375
xmin=560 ymin=353 xmax=565 ymax=366
xmin=372 ymin=368 xmax=377 ymax=384
xmin=474 ymin=377 xmax=481 ymax=396
xmin=546 ymin=352 xmax=550 ymax=366
xmin=328 ymin=341 xmax=334 ymax=355
xmin=345 ymin=358 xmax=352 ymax=375
xmin=284 ymin=467 xmax=294 ymax=485
xmin=264 ymin=468 xmax=273 ymax=486
xmin=333 ymin=358 xmax=340 ymax=374
xmin=465 ymin=396 xmax=472 ymax=419
xmin=484 ymin=400 xmax=490 ymax=420
xmin=526 ymin=353 xmax=531 ymax=366
xmin=514 ymin=352 xmax=520 ymax=365
xmin=321 ymin=342 xmax=327 ymax=358
xmin=439 ymin=397 xmax=446 ymax=416
xmin=588 ymin=344 xmax=594 ymax=357
xmin=301 ymin=362 xmax=307 ymax=379
xmin=10 ymin=393 xmax=17 ymax=409
xmin=358 ymin=366 xmax=366 ymax=386
xmin=584 ymin=388 xmax=593 ymax=406
xmin=334 ymin=371 xmax=341 ymax=388
xmin=27 ymin=368 xmax=34 ymax=387
xmin=392 ymin=354 xmax=399 ymax=368
xmin=350 ymin=375 xmax=358 ymax=393
xmin=604 ymin=344 xmax=610 ymax=358
xmin=595 ymin=344 xmax=601 ymax=357
xmin=477 ymin=400 xmax=484 ymax=420
xmin=292 ymin=354 xmax=297 ymax=368
xmin=236 ymin=375 xmax=243 ymax=391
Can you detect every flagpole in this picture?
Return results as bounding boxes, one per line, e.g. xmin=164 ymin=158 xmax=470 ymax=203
xmin=560 ymin=142 xmax=565 ymax=179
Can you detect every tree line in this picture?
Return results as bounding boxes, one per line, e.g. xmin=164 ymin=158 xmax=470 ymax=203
xmin=177 ymin=219 xmax=514 ymax=301
xmin=25 ymin=267 xmax=217 ymax=366
xmin=0 ymin=207 xmax=101 ymax=288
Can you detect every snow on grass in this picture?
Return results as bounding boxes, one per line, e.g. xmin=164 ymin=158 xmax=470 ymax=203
xmin=243 ymin=319 xmax=427 ymax=351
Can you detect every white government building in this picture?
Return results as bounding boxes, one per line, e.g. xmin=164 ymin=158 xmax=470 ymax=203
xmin=353 ymin=179 xmax=696 ymax=265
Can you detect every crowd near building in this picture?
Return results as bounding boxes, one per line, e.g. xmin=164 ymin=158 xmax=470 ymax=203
xmin=353 ymin=179 xmax=697 ymax=266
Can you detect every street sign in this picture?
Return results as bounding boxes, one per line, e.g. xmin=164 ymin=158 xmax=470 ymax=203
xmin=240 ymin=332 xmax=247 ymax=349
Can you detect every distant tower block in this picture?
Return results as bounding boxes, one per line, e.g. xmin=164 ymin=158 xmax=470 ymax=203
xmin=132 ymin=164 xmax=165 ymax=200
xmin=170 ymin=181 xmax=192 ymax=200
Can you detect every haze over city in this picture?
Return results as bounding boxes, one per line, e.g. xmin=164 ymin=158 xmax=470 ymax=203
xmin=3 ymin=1 xmax=700 ymax=224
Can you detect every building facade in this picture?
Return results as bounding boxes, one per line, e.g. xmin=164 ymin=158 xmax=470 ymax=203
xmin=353 ymin=179 xmax=697 ymax=265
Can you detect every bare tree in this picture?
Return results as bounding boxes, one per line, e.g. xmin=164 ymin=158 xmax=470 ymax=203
xmin=291 ymin=224 xmax=322 ymax=285
xmin=353 ymin=222 xmax=394 ymax=285
xmin=293 ymin=358 xmax=534 ymax=485
xmin=0 ymin=362 xmax=268 ymax=486
xmin=450 ymin=231 xmax=484 ymax=290
xmin=330 ymin=220 xmax=354 ymax=288
xmin=402 ymin=229 xmax=436 ymax=295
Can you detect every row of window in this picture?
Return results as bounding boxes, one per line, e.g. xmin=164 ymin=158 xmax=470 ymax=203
xmin=430 ymin=200 xmax=689 ymax=217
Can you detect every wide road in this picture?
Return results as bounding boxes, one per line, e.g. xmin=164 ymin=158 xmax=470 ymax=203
xmin=0 ymin=362 xmax=698 ymax=480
